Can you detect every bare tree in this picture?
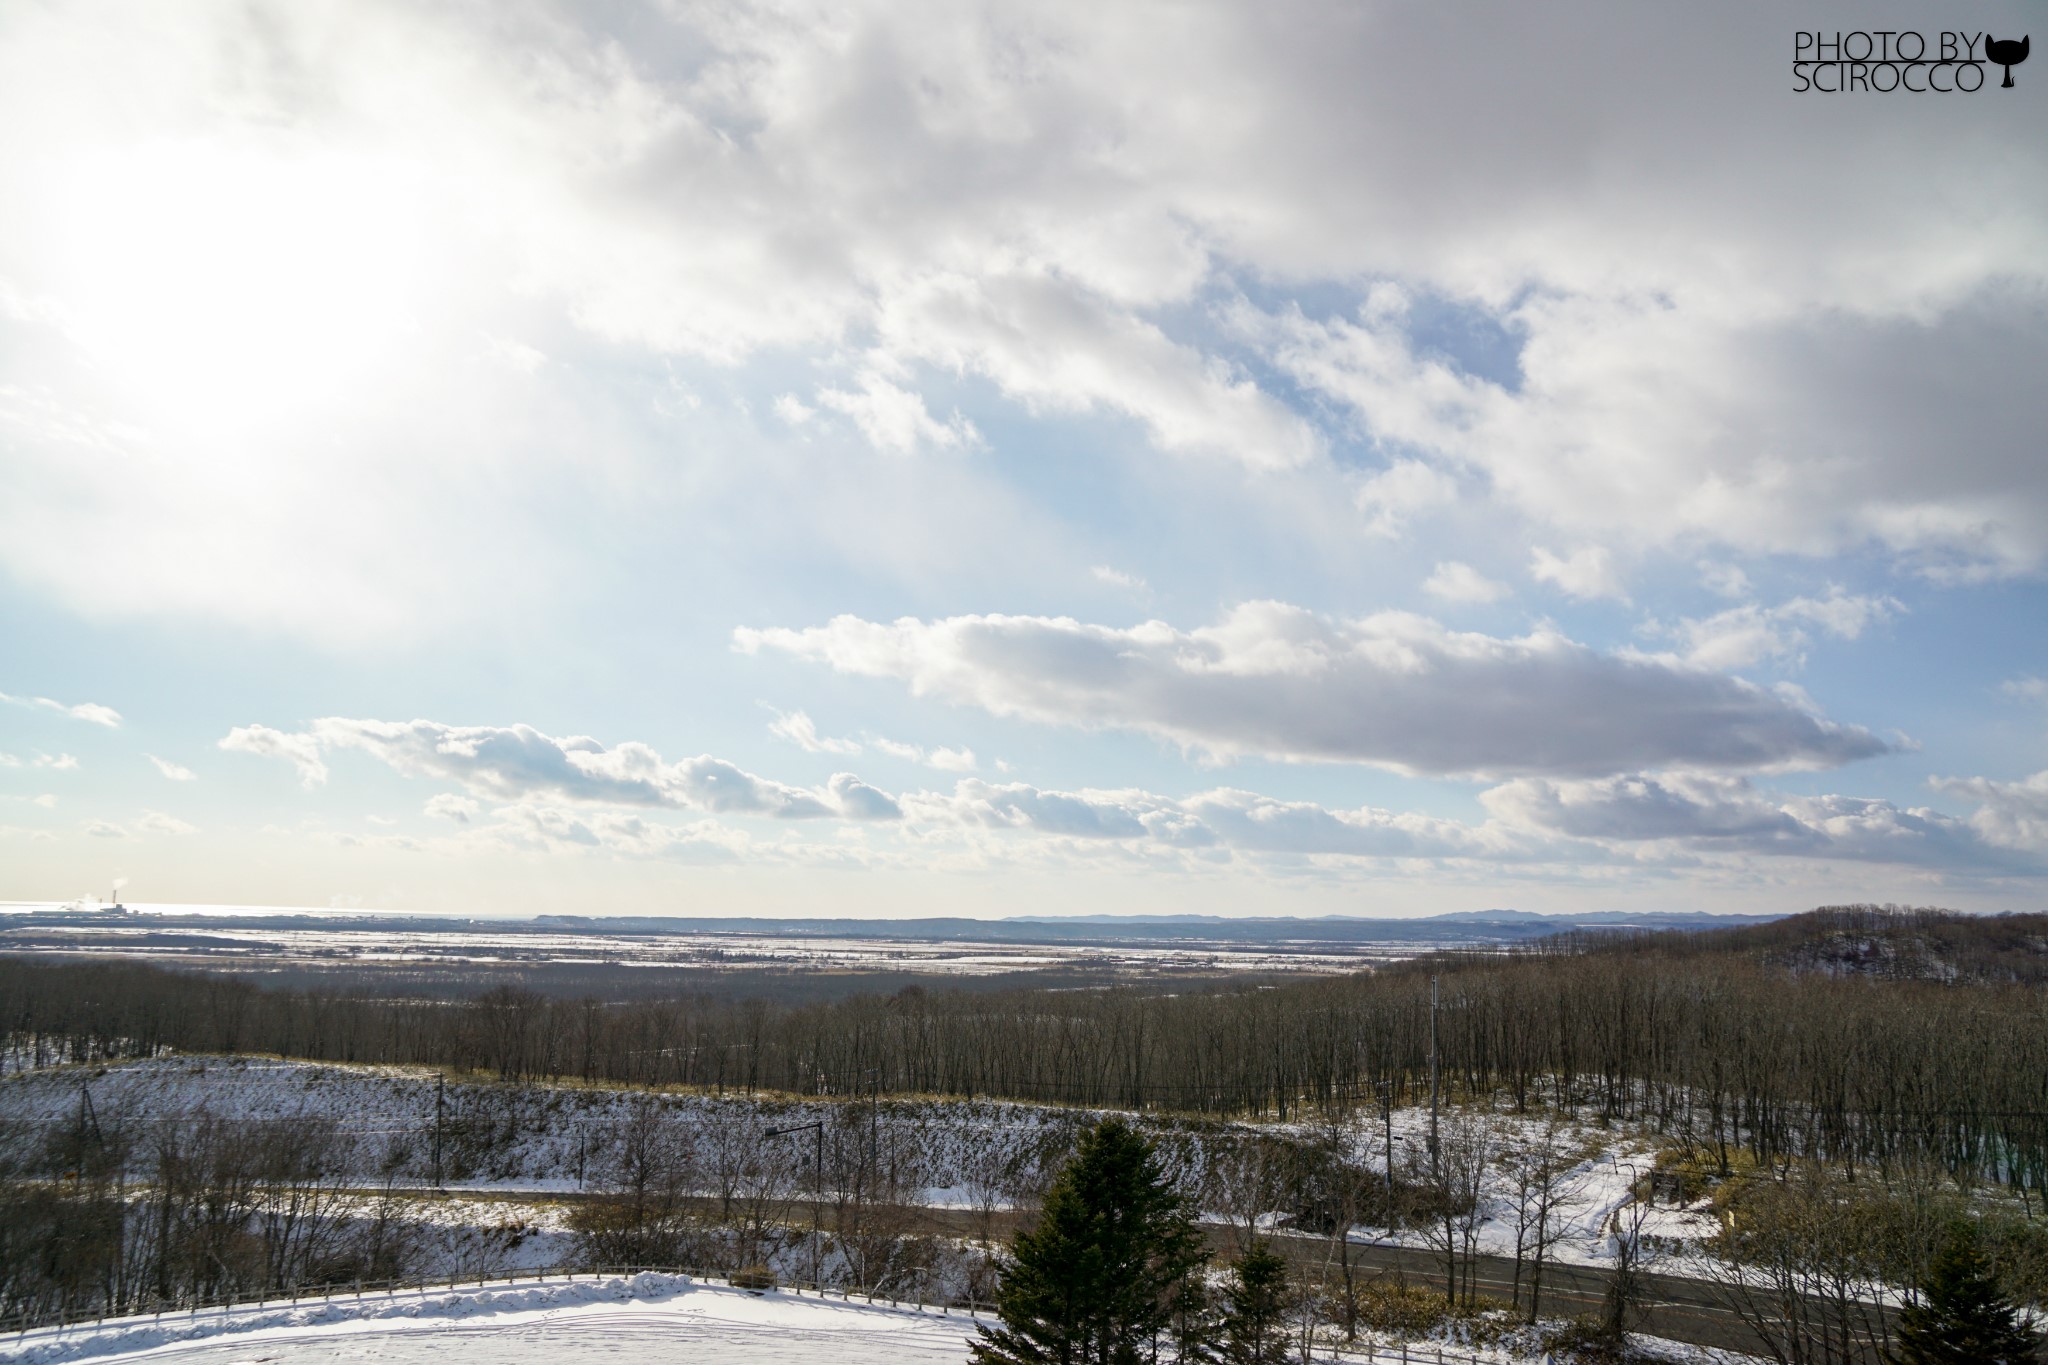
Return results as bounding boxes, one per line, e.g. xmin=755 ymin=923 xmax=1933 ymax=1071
xmin=1601 ymin=1167 xmax=1653 ymax=1346
xmin=1208 ymin=1134 xmax=1292 ymax=1260
xmin=1501 ymin=1120 xmax=1581 ymax=1321
xmin=1415 ymin=1111 xmax=1493 ymax=1309
xmin=571 ymin=1099 xmax=695 ymax=1266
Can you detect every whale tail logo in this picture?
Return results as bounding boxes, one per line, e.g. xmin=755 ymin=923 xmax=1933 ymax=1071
xmin=1987 ymin=34 xmax=2029 ymax=88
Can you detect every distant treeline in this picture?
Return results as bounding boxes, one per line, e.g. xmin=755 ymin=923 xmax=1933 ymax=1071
xmin=8 ymin=905 xmax=2048 ymax=1193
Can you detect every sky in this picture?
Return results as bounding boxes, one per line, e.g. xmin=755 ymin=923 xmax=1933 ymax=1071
xmin=1 ymin=1 xmax=2045 ymax=920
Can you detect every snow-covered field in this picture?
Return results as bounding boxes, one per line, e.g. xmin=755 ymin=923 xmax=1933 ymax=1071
xmin=2 ymin=1272 xmax=985 ymax=1365
xmin=0 ymin=903 xmax=1427 ymax=980
xmin=0 ymin=1272 xmax=1744 ymax=1365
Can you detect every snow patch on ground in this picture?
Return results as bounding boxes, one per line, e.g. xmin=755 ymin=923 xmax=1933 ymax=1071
xmin=1 ymin=1272 xmax=1758 ymax=1365
xmin=3 ymin=1273 xmax=984 ymax=1365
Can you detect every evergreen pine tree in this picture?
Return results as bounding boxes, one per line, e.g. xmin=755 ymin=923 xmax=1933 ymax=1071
xmin=1170 ymin=1272 xmax=1221 ymax=1365
xmin=1893 ymin=1228 xmax=2040 ymax=1365
xmin=1221 ymin=1241 xmax=1290 ymax=1365
xmin=973 ymin=1116 xmax=1208 ymax=1365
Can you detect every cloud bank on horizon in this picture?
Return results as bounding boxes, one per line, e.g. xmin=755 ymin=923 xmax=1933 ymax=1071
xmin=0 ymin=0 xmax=2044 ymax=916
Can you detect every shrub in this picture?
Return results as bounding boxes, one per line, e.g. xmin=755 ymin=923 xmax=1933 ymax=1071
xmin=730 ymin=1263 xmax=777 ymax=1292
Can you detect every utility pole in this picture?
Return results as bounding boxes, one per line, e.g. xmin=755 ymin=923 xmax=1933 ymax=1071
xmin=432 ymin=1074 xmax=446 ymax=1189
xmin=767 ymin=1120 xmax=825 ymax=1289
xmin=79 ymin=1082 xmax=103 ymax=1148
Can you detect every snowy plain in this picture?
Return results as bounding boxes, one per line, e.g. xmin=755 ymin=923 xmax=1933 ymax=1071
xmin=0 ymin=1272 xmax=1749 ymax=1365
xmin=1 ymin=1273 xmax=983 ymax=1365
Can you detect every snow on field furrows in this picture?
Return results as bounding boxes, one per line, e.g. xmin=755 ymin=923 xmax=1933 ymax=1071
xmin=3 ymin=1273 xmax=984 ymax=1364
xmin=0 ymin=1273 xmax=1746 ymax=1365
xmin=0 ymin=1055 xmax=1715 ymax=1273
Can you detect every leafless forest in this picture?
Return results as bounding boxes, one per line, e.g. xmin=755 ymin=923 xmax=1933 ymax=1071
xmin=9 ymin=906 xmax=2046 ymax=1184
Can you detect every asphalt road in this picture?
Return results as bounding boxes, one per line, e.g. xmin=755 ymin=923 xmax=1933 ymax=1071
xmin=404 ymin=1186 xmax=1893 ymax=1360
xmin=1258 ymin=1228 xmax=1894 ymax=1362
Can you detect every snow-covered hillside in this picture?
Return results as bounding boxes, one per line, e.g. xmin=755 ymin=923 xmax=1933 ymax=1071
xmin=0 ymin=1055 xmax=1716 ymax=1272
xmin=0 ymin=1055 xmax=1091 ymax=1199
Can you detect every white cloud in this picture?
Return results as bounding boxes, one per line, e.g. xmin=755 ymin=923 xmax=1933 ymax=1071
xmin=902 ymin=779 xmax=1489 ymax=860
xmin=32 ymin=794 xmax=57 ymax=809
xmin=84 ymin=819 xmax=125 ymax=838
xmin=0 ymin=1 xmax=2041 ymax=658
xmin=0 ymin=753 xmax=16 ymax=767
xmin=872 ymin=273 xmax=1323 ymax=472
xmin=424 ymin=793 xmax=481 ymax=824
xmin=1660 ymin=589 xmax=1901 ymax=671
xmin=147 ymin=754 xmax=197 ymax=781
xmin=1484 ymin=770 xmax=2035 ymax=872
xmin=822 ymin=772 xmax=901 ymax=822
xmin=1530 ymin=546 xmax=1627 ymax=603
xmin=775 ymin=710 xmax=979 ymax=773
xmin=223 ymin=717 xmax=901 ymax=821
xmin=2004 ymin=678 xmax=2048 ymax=706
xmin=817 ymin=371 xmax=978 ymax=454
xmin=1091 ymin=565 xmax=1148 ymax=593
xmin=896 ymin=770 xmax=2042 ymax=877
xmin=1484 ymin=772 xmax=1808 ymax=845
xmin=767 ymin=709 xmax=862 ymax=756
xmin=1178 ymin=787 xmax=1488 ymax=859
xmin=220 ymin=725 xmax=330 ymax=788
xmin=1355 ymin=460 xmax=1456 ymax=538
xmin=1250 ymin=277 xmax=2048 ymax=582
xmin=773 ymin=393 xmax=816 ymax=426
xmin=909 ymin=780 xmax=1150 ymax=840
xmin=33 ymin=752 xmax=78 ymax=770
xmin=1931 ymin=770 xmax=2048 ymax=853
xmin=1698 ymin=562 xmax=1751 ymax=599
xmin=137 ymin=810 xmax=198 ymax=835
xmin=870 ymin=736 xmax=978 ymax=773
xmin=738 ymin=603 xmax=1886 ymax=778
xmin=0 ymin=691 xmax=121 ymax=727
xmin=484 ymin=335 xmax=546 ymax=374
xmin=481 ymin=803 xmax=751 ymax=864
xmin=1422 ymin=561 xmax=1507 ymax=605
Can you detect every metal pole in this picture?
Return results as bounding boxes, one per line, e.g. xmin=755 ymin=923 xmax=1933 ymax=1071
xmin=767 ymin=1121 xmax=827 ymax=1291
xmin=433 ymin=1074 xmax=445 ymax=1189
